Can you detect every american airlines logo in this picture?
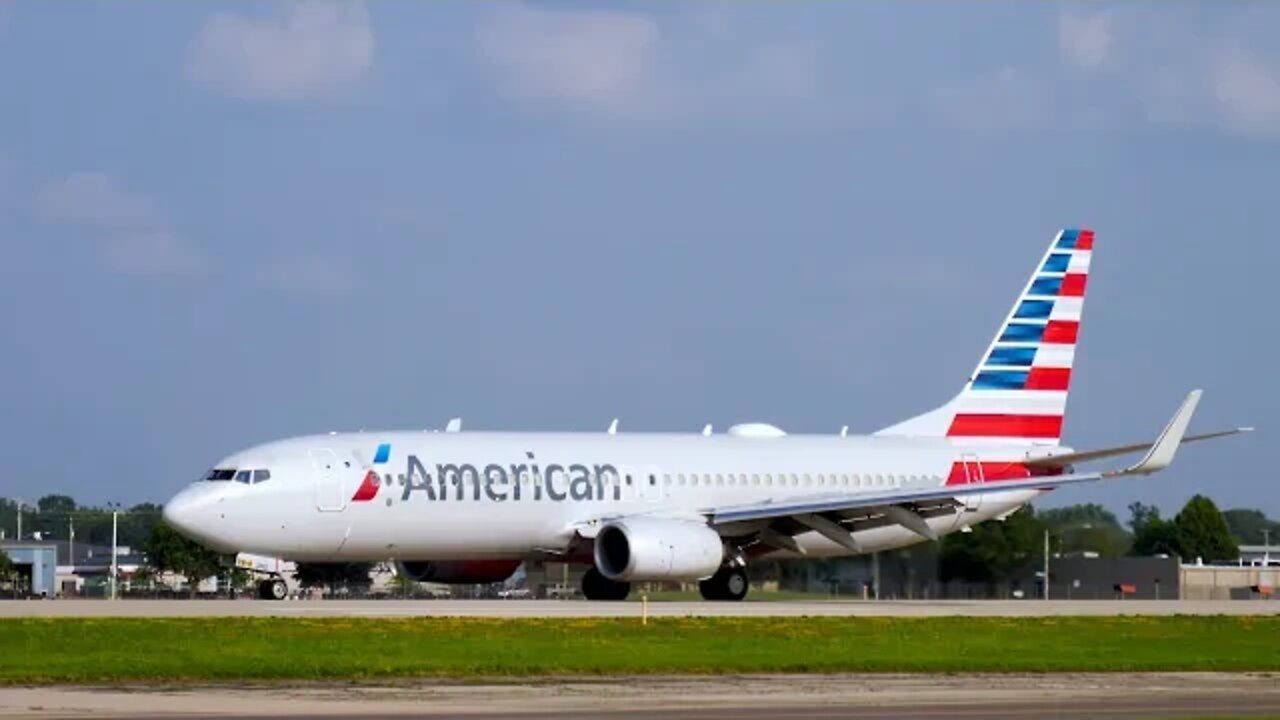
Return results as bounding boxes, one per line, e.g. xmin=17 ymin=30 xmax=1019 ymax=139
xmin=351 ymin=444 xmax=638 ymax=503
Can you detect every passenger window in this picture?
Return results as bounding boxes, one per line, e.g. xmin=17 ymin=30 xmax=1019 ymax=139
xmin=253 ymin=469 xmax=271 ymax=484
xmin=235 ymin=470 xmax=252 ymax=484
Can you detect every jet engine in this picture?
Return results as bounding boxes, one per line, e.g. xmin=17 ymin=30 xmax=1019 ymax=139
xmin=396 ymin=559 xmax=521 ymax=584
xmin=593 ymin=517 xmax=724 ymax=582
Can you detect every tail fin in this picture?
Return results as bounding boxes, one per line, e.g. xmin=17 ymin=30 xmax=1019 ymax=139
xmin=875 ymin=227 xmax=1094 ymax=445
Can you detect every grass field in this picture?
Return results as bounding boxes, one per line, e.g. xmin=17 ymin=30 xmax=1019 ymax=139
xmin=1 ymin=616 xmax=1277 ymax=683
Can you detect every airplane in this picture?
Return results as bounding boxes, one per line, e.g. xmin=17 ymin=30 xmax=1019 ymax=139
xmin=163 ymin=227 xmax=1250 ymax=601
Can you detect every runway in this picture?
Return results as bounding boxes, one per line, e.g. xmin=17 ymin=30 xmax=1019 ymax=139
xmin=3 ymin=674 xmax=1278 ymax=719
xmin=1 ymin=598 xmax=1278 ymax=618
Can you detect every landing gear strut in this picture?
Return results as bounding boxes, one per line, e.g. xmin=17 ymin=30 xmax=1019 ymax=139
xmin=257 ymin=578 xmax=287 ymax=600
xmin=699 ymin=565 xmax=749 ymax=601
xmin=581 ymin=567 xmax=631 ymax=601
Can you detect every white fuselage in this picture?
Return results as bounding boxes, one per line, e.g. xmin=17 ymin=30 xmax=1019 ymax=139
xmin=163 ymin=430 xmax=1048 ymax=563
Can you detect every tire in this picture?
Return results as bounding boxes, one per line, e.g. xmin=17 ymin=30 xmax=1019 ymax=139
xmin=581 ymin=567 xmax=631 ymax=601
xmin=269 ymin=578 xmax=288 ymax=600
xmin=258 ymin=579 xmax=287 ymax=600
xmin=699 ymin=566 xmax=748 ymax=602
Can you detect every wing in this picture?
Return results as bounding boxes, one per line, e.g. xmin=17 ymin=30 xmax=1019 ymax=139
xmin=707 ymin=390 xmax=1240 ymax=552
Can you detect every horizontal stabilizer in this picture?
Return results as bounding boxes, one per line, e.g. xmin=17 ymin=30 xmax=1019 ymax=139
xmin=710 ymin=389 xmax=1241 ymax=527
xmin=1026 ymin=426 xmax=1253 ymax=469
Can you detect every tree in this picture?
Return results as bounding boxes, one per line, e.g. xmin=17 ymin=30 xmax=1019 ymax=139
xmin=941 ymin=506 xmax=1046 ymax=590
xmin=1222 ymin=509 xmax=1280 ymax=546
xmin=142 ymin=521 xmax=223 ymax=594
xmin=1128 ymin=502 xmax=1179 ymax=557
xmin=36 ymin=495 xmax=76 ymax=515
xmin=1040 ymin=503 xmax=1132 ymax=557
xmin=1174 ymin=495 xmax=1239 ymax=563
xmin=0 ymin=551 xmax=15 ymax=586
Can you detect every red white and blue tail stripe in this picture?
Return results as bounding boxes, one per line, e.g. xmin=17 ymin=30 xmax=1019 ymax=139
xmin=876 ymin=228 xmax=1093 ymax=445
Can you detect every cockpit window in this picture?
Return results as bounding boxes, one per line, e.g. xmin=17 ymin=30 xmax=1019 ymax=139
xmin=235 ymin=470 xmax=252 ymax=484
xmin=253 ymin=469 xmax=271 ymax=484
xmin=205 ymin=468 xmax=236 ymax=481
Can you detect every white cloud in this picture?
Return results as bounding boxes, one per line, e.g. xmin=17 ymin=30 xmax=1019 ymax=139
xmin=261 ymin=255 xmax=356 ymax=296
xmin=186 ymin=2 xmax=374 ymax=101
xmin=34 ymin=172 xmax=203 ymax=276
xmin=929 ymin=66 xmax=1050 ymax=131
xmin=1211 ymin=47 xmax=1280 ymax=137
xmin=733 ymin=43 xmax=820 ymax=101
xmin=476 ymin=5 xmax=663 ymax=115
xmin=33 ymin=172 xmax=157 ymax=226
xmin=1059 ymin=9 xmax=1114 ymax=70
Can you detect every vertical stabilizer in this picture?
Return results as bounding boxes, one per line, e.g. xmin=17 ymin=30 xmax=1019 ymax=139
xmin=874 ymin=228 xmax=1094 ymax=445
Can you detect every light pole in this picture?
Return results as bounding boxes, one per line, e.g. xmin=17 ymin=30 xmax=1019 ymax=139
xmin=14 ymin=499 xmax=22 ymax=542
xmin=110 ymin=504 xmax=120 ymax=601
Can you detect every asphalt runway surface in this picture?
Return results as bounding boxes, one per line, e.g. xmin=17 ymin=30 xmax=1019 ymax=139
xmin=2 ymin=598 xmax=1278 ymax=618
xmin=3 ymin=674 xmax=1279 ymax=719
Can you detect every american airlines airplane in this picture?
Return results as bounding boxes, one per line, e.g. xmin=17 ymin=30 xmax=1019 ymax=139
xmin=164 ymin=228 xmax=1249 ymax=601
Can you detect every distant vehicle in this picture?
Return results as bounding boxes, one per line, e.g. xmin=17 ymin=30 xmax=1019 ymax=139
xmin=163 ymin=228 xmax=1249 ymax=602
xmin=497 ymin=587 xmax=532 ymax=599
xmin=233 ymin=552 xmax=295 ymax=600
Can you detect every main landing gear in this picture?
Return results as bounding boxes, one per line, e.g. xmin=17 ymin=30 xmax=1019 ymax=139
xmin=699 ymin=565 xmax=749 ymax=601
xmin=257 ymin=578 xmax=288 ymax=600
xmin=581 ymin=567 xmax=631 ymax=601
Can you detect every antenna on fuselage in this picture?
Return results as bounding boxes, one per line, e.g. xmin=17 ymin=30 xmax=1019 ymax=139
xmin=607 ymin=418 xmax=618 ymax=435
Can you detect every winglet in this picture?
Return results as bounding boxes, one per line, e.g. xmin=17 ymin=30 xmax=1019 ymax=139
xmin=445 ymin=417 xmax=462 ymax=433
xmin=607 ymin=418 xmax=618 ymax=435
xmin=702 ymin=424 xmax=713 ymax=436
xmin=1117 ymin=390 xmax=1202 ymax=476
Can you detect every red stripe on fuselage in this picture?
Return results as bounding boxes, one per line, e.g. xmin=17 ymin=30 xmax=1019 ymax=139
xmin=945 ymin=461 xmax=1064 ymax=486
xmin=1042 ymin=320 xmax=1079 ymax=344
xmin=1025 ymin=366 xmax=1071 ymax=391
xmin=947 ymin=414 xmax=1063 ymax=439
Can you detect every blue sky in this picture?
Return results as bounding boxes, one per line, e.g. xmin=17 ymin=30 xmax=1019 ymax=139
xmin=0 ymin=1 xmax=1276 ymax=519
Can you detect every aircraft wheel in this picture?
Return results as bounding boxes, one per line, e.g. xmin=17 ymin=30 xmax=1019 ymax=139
xmin=699 ymin=566 xmax=748 ymax=602
xmin=582 ymin=567 xmax=631 ymax=601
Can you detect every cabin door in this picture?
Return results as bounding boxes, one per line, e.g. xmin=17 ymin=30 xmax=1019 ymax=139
xmin=310 ymin=448 xmax=346 ymax=512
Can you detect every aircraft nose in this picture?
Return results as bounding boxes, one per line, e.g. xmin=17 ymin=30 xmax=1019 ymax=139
xmin=162 ymin=484 xmax=232 ymax=550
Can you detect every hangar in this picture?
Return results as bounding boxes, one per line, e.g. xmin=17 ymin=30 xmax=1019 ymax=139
xmin=0 ymin=542 xmax=57 ymax=598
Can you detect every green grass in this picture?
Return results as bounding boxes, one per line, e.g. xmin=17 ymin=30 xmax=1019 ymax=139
xmin=1 ymin=616 xmax=1277 ymax=683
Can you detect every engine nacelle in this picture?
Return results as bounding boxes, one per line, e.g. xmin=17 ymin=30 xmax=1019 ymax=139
xmin=396 ymin=559 xmax=521 ymax=584
xmin=593 ymin=517 xmax=724 ymax=582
